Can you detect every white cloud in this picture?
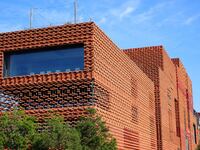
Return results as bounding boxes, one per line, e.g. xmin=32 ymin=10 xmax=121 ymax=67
xmin=119 ymin=6 xmax=135 ymax=19
xmin=110 ymin=0 xmax=140 ymax=20
xmin=99 ymin=17 xmax=107 ymax=24
xmin=134 ymin=1 xmax=174 ymax=23
xmin=155 ymin=11 xmax=184 ymax=27
xmin=184 ymin=14 xmax=200 ymax=25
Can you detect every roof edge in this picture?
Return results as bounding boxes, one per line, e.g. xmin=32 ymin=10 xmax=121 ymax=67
xmin=0 ymin=21 xmax=95 ymax=35
xmin=123 ymin=45 xmax=164 ymax=52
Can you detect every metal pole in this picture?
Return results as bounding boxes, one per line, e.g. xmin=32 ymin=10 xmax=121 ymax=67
xmin=29 ymin=8 xmax=33 ymax=29
xmin=74 ymin=0 xmax=77 ymax=24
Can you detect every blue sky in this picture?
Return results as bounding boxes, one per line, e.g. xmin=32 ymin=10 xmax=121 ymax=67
xmin=0 ymin=0 xmax=199 ymax=111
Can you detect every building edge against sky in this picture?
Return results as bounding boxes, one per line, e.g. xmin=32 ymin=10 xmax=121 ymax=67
xmin=0 ymin=22 xmax=199 ymax=150
xmin=124 ymin=46 xmax=199 ymax=150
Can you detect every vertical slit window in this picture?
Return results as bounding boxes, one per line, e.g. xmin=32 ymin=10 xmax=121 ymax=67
xmin=175 ymin=99 xmax=180 ymax=137
xmin=186 ymin=89 xmax=190 ymax=129
xmin=193 ymin=124 xmax=197 ymax=144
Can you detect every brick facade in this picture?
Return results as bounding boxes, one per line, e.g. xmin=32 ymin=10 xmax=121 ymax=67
xmin=0 ymin=22 xmax=198 ymax=150
xmin=124 ymin=47 xmax=198 ymax=150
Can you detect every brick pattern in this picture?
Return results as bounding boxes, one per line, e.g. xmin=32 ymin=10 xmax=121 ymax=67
xmin=131 ymin=106 xmax=139 ymax=123
xmin=0 ymin=22 xmax=157 ymax=150
xmin=93 ymin=25 xmax=157 ymax=150
xmin=124 ymin=47 xmax=198 ymax=150
xmin=124 ymin=47 xmax=164 ymax=150
xmin=0 ymin=22 xmax=98 ymax=140
xmin=172 ymin=58 xmax=198 ymax=150
xmin=0 ymin=93 xmax=19 ymax=112
xmin=0 ymin=22 xmax=197 ymax=150
xmin=131 ymin=76 xmax=138 ymax=98
xmin=25 ymin=106 xmax=89 ymax=127
xmin=0 ymin=22 xmax=96 ymax=133
xmin=1 ymin=79 xmax=94 ymax=110
xmin=0 ymin=71 xmax=93 ymax=86
xmin=123 ymin=128 xmax=139 ymax=150
xmin=0 ymin=22 xmax=94 ymax=79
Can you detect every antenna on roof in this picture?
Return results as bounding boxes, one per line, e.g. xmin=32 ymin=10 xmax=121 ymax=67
xmin=29 ymin=8 xmax=37 ymax=29
xmin=29 ymin=8 xmax=33 ymax=29
xmin=74 ymin=0 xmax=77 ymax=24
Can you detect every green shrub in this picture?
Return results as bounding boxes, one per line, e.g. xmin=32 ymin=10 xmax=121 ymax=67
xmin=0 ymin=110 xmax=36 ymax=150
xmin=0 ymin=108 xmax=117 ymax=150
xmin=76 ymin=108 xmax=117 ymax=150
xmin=32 ymin=116 xmax=82 ymax=150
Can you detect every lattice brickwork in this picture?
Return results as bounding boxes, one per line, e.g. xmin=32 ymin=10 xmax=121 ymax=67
xmin=0 ymin=22 xmax=173 ymax=150
xmin=93 ymin=25 xmax=157 ymax=150
xmin=124 ymin=47 xmax=196 ymax=150
xmin=123 ymin=128 xmax=139 ymax=150
xmin=1 ymin=79 xmax=94 ymax=110
xmin=0 ymin=23 xmax=96 ymax=131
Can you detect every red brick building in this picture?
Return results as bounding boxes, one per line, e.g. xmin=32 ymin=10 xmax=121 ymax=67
xmin=124 ymin=47 xmax=199 ymax=150
xmin=0 ymin=22 xmax=198 ymax=150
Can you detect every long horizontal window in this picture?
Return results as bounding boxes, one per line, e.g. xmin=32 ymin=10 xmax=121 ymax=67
xmin=4 ymin=45 xmax=84 ymax=77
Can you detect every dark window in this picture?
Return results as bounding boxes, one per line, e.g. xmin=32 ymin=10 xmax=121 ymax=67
xmin=193 ymin=124 xmax=197 ymax=144
xmin=175 ymin=99 xmax=180 ymax=137
xmin=4 ymin=45 xmax=84 ymax=77
xmin=186 ymin=89 xmax=191 ymax=129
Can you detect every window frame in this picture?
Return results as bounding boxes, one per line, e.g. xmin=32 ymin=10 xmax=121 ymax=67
xmin=3 ymin=44 xmax=84 ymax=78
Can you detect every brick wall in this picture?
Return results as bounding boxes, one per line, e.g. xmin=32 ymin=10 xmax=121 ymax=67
xmin=0 ymin=22 xmax=197 ymax=150
xmin=0 ymin=23 xmax=96 ymax=124
xmin=0 ymin=22 xmax=157 ymax=150
xmin=93 ymin=25 xmax=157 ymax=150
xmin=124 ymin=46 xmax=197 ymax=150
xmin=172 ymin=58 xmax=198 ymax=150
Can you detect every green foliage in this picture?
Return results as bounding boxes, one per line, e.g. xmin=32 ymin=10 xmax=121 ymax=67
xmin=76 ymin=108 xmax=117 ymax=150
xmin=0 ymin=108 xmax=117 ymax=150
xmin=32 ymin=116 xmax=82 ymax=150
xmin=0 ymin=110 xmax=36 ymax=150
